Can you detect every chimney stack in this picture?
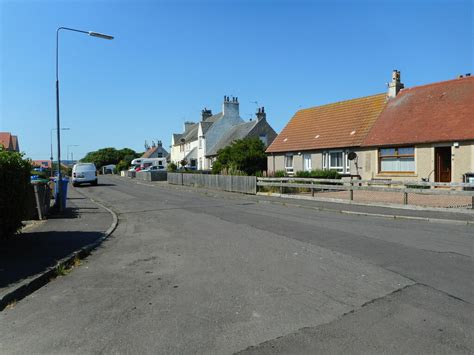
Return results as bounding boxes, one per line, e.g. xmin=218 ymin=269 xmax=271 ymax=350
xmin=201 ymin=108 xmax=213 ymax=121
xmin=387 ymin=69 xmax=404 ymax=98
xmin=157 ymin=140 xmax=162 ymax=147
xmin=184 ymin=121 xmax=195 ymax=132
xmin=256 ymin=106 xmax=266 ymax=121
xmin=222 ymin=95 xmax=239 ymax=117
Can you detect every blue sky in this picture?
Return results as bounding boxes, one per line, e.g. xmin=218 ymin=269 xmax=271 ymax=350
xmin=1 ymin=0 xmax=472 ymax=160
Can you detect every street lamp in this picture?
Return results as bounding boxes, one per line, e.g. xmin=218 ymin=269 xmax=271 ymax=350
xmin=67 ymin=144 xmax=79 ymax=163
xmin=55 ymin=27 xmax=113 ymax=210
xmin=50 ymin=127 xmax=70 ymax=177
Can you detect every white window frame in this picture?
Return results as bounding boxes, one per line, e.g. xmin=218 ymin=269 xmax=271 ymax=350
xmin=323 ymin=151 xmax=350 ymax=174
xmin=285 ymin=154 xmax=294 ymax=174
xmin=303 ymin=153 xmax=312 ymax=171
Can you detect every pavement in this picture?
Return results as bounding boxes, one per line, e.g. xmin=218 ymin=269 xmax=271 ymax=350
xmin=0 ymin=175 xmax=472 ymax=354
xmin=0 ymin=185 xmax=114 ymax=309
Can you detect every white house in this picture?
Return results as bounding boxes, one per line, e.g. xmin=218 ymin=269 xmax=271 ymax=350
xmin=171 ymin=96 xmax=277 ymax=170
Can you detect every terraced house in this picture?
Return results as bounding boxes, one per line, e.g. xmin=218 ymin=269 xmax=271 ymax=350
xmin=266 ymin=71 xmax=474 ymax=183
xmin=171 ymin=96 xmax=277 ymax=170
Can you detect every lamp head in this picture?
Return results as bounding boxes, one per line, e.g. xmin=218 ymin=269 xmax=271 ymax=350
xmin=88 ymin=31 xmax=114 ymax=40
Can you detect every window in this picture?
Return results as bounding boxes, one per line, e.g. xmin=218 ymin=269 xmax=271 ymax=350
xmin=259 ymin=134 xmax=268 ymax=146
xmin=180 ymin=144 xmax=184 ymax=152
xmin=379 ymin=147 xmax=415 ymax=173
xmin=285 ymin=154 xmax=293 ymax=169
xmin=157 ymin=152 xmax=163 ymax=158
xmin=329 ymin=152 xmax=344 ymax=172
xmin=303 ymin=154 xmax=312 ymax=171
xmin=284 ymin=154 xmax=294 ymax=174
xmin=323 ymin=151 xmax=350 ymax=173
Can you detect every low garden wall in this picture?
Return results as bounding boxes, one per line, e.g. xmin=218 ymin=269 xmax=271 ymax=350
xmin=136 ymin=171 xmax=167 ymax=182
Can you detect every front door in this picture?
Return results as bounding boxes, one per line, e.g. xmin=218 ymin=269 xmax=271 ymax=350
xmin=435 ymin=147 xmax=451 ymax=182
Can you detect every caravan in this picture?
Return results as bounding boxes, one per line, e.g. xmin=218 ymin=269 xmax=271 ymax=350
xmin=129 ymin=157 xmax=167 ymax=171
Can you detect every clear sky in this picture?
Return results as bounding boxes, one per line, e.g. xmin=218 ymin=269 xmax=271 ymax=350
xmin=1 ymin=0 xmax=472 ymax=160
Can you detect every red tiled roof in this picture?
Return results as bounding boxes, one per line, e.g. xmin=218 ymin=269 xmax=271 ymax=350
xmin=0 ymin=132 xmax=12 ymax=150
xmin=363 ymin=76 xmax=474 ymax=146
xmin=141 ymin=146 xmax=158 ymax=158
xmin=266 ymin=94 xmax=387 ymax=153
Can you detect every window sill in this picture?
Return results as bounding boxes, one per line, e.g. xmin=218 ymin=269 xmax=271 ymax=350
xmin=376 ymin=173 xmax=418 ymax=177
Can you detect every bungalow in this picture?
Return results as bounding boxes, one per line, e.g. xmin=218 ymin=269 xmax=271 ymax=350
xmin=266 ymin=71 xmax=474 ymax=183
xmin=171 ymin=96 xmax=277 ymax=170
xmin=0 ymin=132 xmax=20 ymax=152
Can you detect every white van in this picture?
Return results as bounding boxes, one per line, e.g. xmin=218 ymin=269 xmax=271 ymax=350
xmin=72 ymin=163 xmax=98 ymax=187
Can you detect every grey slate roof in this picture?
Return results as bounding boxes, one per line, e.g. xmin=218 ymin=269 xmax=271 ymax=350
xmin=205 ymin=112 xmax=223 ymax=123
xmin=207 ymin=120 xmax=258 ymax=156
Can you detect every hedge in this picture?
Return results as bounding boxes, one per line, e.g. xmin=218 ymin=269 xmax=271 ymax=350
xmin=0 ymin=150 xmax=31 ymax=239
xmin=295 ymin=169 xmax=341 ymax=179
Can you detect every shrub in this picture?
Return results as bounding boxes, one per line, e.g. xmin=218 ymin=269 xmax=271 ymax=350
xmin=274 ymin=170 xmax=286 ymax=177
xmin=0 ymin=151 xmax=31 ymax=239
xmin=296 ymin=169 xmax=341 ymax=179
xmin=167 ymin=162 xmax=177 ymax=172
xmin=212 ymin=138 xmax=267 ymax=175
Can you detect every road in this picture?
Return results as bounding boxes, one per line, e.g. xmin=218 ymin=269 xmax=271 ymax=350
xmin=1 ymin=176 xmax=473 ymax=354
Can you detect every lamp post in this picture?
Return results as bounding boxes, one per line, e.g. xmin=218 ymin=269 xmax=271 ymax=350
xmin=67 ymin=144 xmax=79 ymax=163
xmin=50 ymin=127 xmax=70 ymax=177
xmin=55 ymin=27 xmax=113 ymax=210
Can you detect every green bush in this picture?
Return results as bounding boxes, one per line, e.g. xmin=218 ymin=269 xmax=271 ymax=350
xmin=274 ymin=170 xmax=286 ymax=177
xmin=167 ymin=162 xmax=177 ymax=172
xmin=212 ymin=138 xmax=267 ymax=175
xmin=295 ymin=169 xmax=341 ymax=179
xmin=0 ymin=151 xmax=31 ymax=239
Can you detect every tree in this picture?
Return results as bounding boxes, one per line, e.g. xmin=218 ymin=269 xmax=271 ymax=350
xmin=211 ymin=137 xmax=267 ymax=175
xmin=81 ymin=147 xmax=140 ymax=169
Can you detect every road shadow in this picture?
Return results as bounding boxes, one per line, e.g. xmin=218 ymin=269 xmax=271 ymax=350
xmin=47 ymin=206 xmax=79 ymax=219
xmin=0 ymin=230 xmax=103 ymax=290
xmin=74 ymin=183 xmax=115 ymax=187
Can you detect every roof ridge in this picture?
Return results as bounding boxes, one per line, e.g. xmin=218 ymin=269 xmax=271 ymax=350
xmin=400 ymin=75 xmax=474 ymax=93
xmin=298 ymin=92 xmax=385 ymax=113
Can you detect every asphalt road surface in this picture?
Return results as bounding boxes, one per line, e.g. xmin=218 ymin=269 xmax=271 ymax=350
xmin=1 ymin=176 xmax=473 ymax=354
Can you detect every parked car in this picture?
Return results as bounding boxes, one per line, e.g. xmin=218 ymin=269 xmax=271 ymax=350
xmin=143 ymin=165 xmax=165 ymax=171
xmin=72 ymin=163 xmax=98 ymax=187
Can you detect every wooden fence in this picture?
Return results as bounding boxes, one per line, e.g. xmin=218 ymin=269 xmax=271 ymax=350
xmin=167 ymin=173 xmax=257 ymax=194
xmin=257 ymin=177 xmax=474 ymax=208
xmin=136 ymin=171 xmax=167 ymax=182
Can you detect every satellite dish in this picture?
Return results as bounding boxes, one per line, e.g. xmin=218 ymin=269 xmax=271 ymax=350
xmin=348 ymin=152 xmax=358 ymax=161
